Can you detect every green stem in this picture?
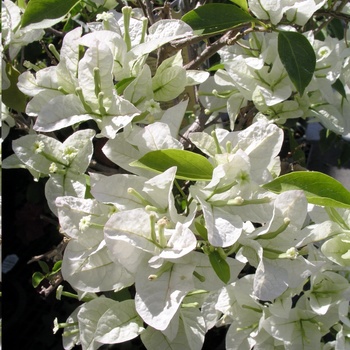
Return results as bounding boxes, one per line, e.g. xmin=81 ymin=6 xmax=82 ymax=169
xmin=122 ymin=6 xmax=133 ymax=51
xmin=48 ymin=43 xmax=60 ymax=62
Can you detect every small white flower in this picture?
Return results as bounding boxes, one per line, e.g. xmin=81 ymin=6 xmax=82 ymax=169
xmin=144 ymin=99 xmax=161 ymax=115
xmin=49 ymin=162 xmax=58 ymax=173
xmin=32 ymin=140 xmax=45 ymax=154
xmin=62 ymin=146 xmax=78 ymax=162
xmin=79 ymin=215 xmax=92 ymax=231
xmin=285 ymin=247 xmax=299 ymax=259
xmin=96 ymin=12 xmax=114 ymax=22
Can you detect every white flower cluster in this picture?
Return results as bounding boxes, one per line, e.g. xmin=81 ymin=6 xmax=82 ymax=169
xmin=2 ymin=1 xmax=350 ymax=349
xmin=199 ymin=29 xmax=350 ymax=136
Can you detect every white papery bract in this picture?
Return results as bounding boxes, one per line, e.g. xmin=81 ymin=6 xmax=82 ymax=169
xmin=248 ymin=0 xmax=327 ymax=25
xmin=3 ymin=129 xmax=95 ymax=214
xmin=76 ymin=297 xmax=144 ymax=350
xmin=16 ymin=10 xmax=197 ymax=138
xmin=4 ymin=2 xmax=350 ymax=349
xmin=1 ymin=0 xmax=44 ymax=60
xmin=104 ymin=206 xmax=198 ymax=330
xmin=56 ymin=196 xmax=134 ymax=293
xmin=199 ymin=28 xmax=350 ymax=134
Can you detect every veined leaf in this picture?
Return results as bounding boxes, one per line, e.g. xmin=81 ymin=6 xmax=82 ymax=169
xmin=181 ymin=3 xmax=256 ymax=35
xmin=278 ymin=31 xmax=316 ymax=96
xmin=263 ymin=171 xmax=350 ymax=209
xmin=209 ymin=250 xmax=230 ymax=284
xmin=21 ymin=0 xmax=81 ymax=28
xmin=130 ymin=149 xmax=213 ymax=181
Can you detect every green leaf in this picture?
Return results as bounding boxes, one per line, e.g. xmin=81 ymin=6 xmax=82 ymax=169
xmin=327 ymin=18 xmax=344 ymax=40
xmin=262 ymin=171 xmax=350 ymax=209
xmin=38 ymin=260 xmax=50 ymax=274
xmin=21 ymin=0 xmax=81 ymax=28
xmin=195 ymin=220 xmax=208 ymax=241
xmin=181 ymin=3 xmax=256 ymax=35
xmin=207 ymin=63 xmax=225 ymax=72
xmin=115 ymin=77 xmax=136 ymax=95
xmin=228 ymin=0 xmax=248 ymax=12
xmin=2 ymin=63 xmax=27 ymax=112
xmin=278 ymin=31 xmax=316 ymax=96
xmin=209 ymin=250 xmax=230 ymax=284
xmin=332 ymin=78 xmax=347 ymax=99
xmin=32 ymin=272 xmax=46 ymax=288
xmin=51 ymin=260 xmax=62 ymax=274
xmin=130 ymin=149 xmax=213 ymax=181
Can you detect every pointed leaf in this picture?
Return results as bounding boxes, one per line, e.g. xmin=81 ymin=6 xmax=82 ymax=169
xmin=332 ymin=78 xmax=347 ymax=99
xmin=38 ymin=260 xmax=50 ymax=274
xmin=263 ymin=171 xmax=350 ymax=209
xmin=51 ymin=260 xmax=62 ymax=274
xmin=130 ymin=149 xmax=213 ymax=181
xmin=32 ymin=271 xmax=45 ymax=288
xmin=21 ymin=0 xmax=81 ymax=28
xmin=228 ymin=0 xmax=248 ymax=12
xmin=209 ymin=250 xmax=230 ymax=284
xmin=278 ymin=31 xmax=316 ymax=96
xmin=181 ymin=4 xmax=256 ymax=35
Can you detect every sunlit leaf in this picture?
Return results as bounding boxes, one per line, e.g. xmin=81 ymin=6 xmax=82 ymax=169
xmin=182 ymin=3 xmax=256 ymax=35
xmin=21 ymin=0 xmax=81 ymax=28
xmin=228 ymin=0 xmax=248 ymax=12
xmin=130 ymin=149 xmax=213 ymax=181
xmin=263 ymin=171 xmax=350 ymax=208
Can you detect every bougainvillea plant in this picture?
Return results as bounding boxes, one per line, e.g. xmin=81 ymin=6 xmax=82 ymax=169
xmin=2 ymin=0 xmax=350 ymax=349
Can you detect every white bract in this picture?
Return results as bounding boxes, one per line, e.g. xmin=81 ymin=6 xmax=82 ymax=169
xmin=2 ymin=2 xmax=350 ymax=350
xmin=1 ymin=0 xmax=44 ymax=60
xmin=3 ymin=129 xmax=95 ymax=214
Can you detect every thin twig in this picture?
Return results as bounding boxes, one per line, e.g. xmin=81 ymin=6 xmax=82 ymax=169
xmin=27 ymin=238 xmax=69 ymax=264
xmin=184 ymin=26 xmax=268 ymax=70
xmin=179 ymin=107 xmax=212 ymax=147
xmin=143 ymin=0 xmax=156 ymax=25
xmin=184 ymin=29 xmax=239 ymax=70
xmin=39 ymin=273 xmax=63 ymax=298
xmin=45 ymin=27 xmax=65 ymax=38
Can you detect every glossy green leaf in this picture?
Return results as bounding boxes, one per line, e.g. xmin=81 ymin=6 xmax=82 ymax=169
xmin=332 ymin=78 xmax=347 ymax=99
xmin=21 ymin=0 xmax=81 ymax=28
xmin=130 ymin=149 xmax=213 ymax=181
xmin=278 ymin=31 xmax=316 ymax=96
xmin=207 ymin=63 xmax=225 ymax=72
xmin=209 ymin=250 xmax=230 ymax=284
xmin=32 ymin=272 xmax=45 ymax=288
xmin=263 ymin=171 xmax=350 ymax=209
xmin=116 ymin=77 xmax=136 ymax=95
xmin=181 ymin=4 xmax=256 ymax=35
xmin=195 ymin=221 xmax=208 ymax=241
xmin=51 ymin=260 xmax=62 ymax=274
xmin=228 ymin=0 xmax=248 ymax=12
